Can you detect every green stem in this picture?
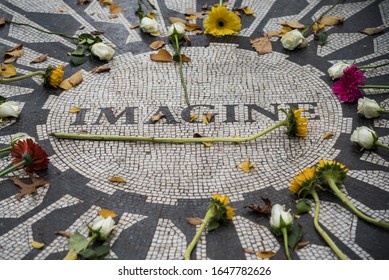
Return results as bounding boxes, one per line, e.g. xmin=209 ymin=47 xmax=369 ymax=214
xmin=302 ymin=0 xmax=341 ymax=34
xmin=84 ymin=232 xmax=99 ymax=250
xmin=0 ymin=71 xmax=45 ymax=83
xmin=375 ymin=141 xmax=389 ymax=149
xmin=0 ymin=146 xmax=12 ymax=154
xmin=185 ymin=208 xmax=215 ymax=260
xmin=5 ymin=20 xmax=77 ymax=40
xmin=281 ymin=227 xmax=292 ymax=260
xmin=359 ymin=62 xmax=389 ymax=69
xmin=51 ymin=120 xmax=287 ymax=143
xmin=327 ymin=178 xmax=389 ymax=230
xmin=219 ymin=0 xmax=224 ymax=6
xmin=174 ymin=35 xmax=190 ymax=106
xmin=311 ymin=189 xmax=348 ymax=260
xmin=0 ymin=160 xmax=26 ymax=178
xmin=358 ymin=85 xmax=389 ymax=89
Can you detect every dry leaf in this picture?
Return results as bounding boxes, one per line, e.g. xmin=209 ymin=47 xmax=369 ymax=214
xmin=130 ymin=24 xmax=139 ymax=29
xmin=193 ymin=133 xmax=212 ymax=147
xmin=243 ymin=7 xmax=254 ymax=15
xmin=189 ymin=114 xmax=198 ymax=122
xmin=69 ymin=71 xmax=83 ymax=87
xmin=237 ymin=159 xmax=254 ymax=173
xmin=185 ymin=217 xmax=203 ymax=225
xmin=264 ymin=31 xmax=280 ymax=38
xmin=202 ymin=112 xmax=214 ymax=125
xmin=56 ymin=231 xmax=73 ymax=238
xmin=78 ymin=0 xmax=91 ymax=5
xmin=185 ymin=23 xmax=201 ymax=32
xmin=245 ymin=197 xmax=272 ymax=215
xmin=149 ymin=40 xmax=165 ymax=50
xmin=280 ymin=21 xmax=305 ymax=29
xmin=186 ymin=15 xmax=198 ymax=21
xmin=323 ymin=131 xmax=334 ymax=140
xmin=312 ymin=23 xmax=325 ymax=34
xmin=278 ymin=26 xmax=293 ymax=37
xmin=56 ymin=7 xmax=69 ymax=13
xmin=0 ymin=63 xmax=17 ymax=78
xmin=32 ymin=241 xmax=45 ymax=249
xmin=11 ymin=175 xmax=48 ymax=200
xmin=150 ymin=49 xmax=173 ymax=62
xmin=360 ymin=26 xmax=385 ymax=35
xmin=319 ymin=16 xmax=344 ymax=26
xmin=294 ymin=240 xmax=310 ymax=250
xmin=150 ymin=31 xmax=161 ymax=37
xmin=169 ymin=17 xmax=186 ymax=24
xmin=91 ymin=65 xmax=111 ymax=73
xmin=192 ymin=30 xmax=203 ymax=35
xmin=0 ymin=17 xmax=6 ymax=26
xmin=250 ymin=37 xmax=272 ymax=55
xmin=110 ymin=3 xmax=122 ymax=14
xmin=30 ymin=53 xmax=48 ymax=64
xmin=91 ymin=30 xmax=104 ymax=35
xmin=243 ymin=248 xmax=254 ymax=254
xmin=108 ymin=14 xmax=118 ymax=19
xmin=69 ymin=107 xmax=81 ymax=113
xmin=256 ymin=251 xmax=276 ymax=259
xmin=181 ymin=54 xmax=191 ymax=62
xmin=99 ymin=0 xmax=113 ymax=6
xmin=4 ymin=44 xmax=24 ymax=63
xmin=147 ymin=12 xmax=157 ymax=19
xmin=59 ymin=80 xmax=73 ymax=90
xmin=234 ymin=11 xmax=242 ymax=17
xmin=202 ymin=4 xmax=208 ymax=10
xmin=99 ymin=208 xmax=118 ymax=218
xmin=151 ymin=113 xmax=165 ymax=123
xmin=108 ymin=176 xmax=126 ymax=183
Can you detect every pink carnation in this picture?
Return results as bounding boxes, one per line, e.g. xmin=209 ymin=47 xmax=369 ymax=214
xmin=332 ymin=65 xmax=365 ymax=102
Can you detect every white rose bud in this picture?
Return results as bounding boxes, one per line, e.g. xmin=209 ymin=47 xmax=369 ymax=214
xmin=167 ymin=22 xmax=186 ymax=38
xmin=140 ymin=17 xmax=160 ymax=34
xmin=357 ymin=97 xmax=383 ymax=119
xmin=91 ymin=42 xmax=115 ymax=61
xmin=0 ymin=101 xmax=21 ymax=118
xmin=280 ymin=29 xmax=307 ymax=50
xmin=91 ymin=216 xmax=116 ymax=240
xmin=11 ymin=133 xmax=35 ymax=146
xmin=350 ymin=126 xmax=377 ymax=150
xmin=270 ymin=204 xmax=293 ymax=235
xmin=328 ymin=61 xmax=351 ymax=80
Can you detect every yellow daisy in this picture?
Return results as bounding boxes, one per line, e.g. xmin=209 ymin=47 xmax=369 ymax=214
xmin=289 ymin=166 xmax=316 ymax=194
xmin=204 ymin=5 xmax=241 ymax=37
xmin=44 ymin=65 xmax=64 ymax=88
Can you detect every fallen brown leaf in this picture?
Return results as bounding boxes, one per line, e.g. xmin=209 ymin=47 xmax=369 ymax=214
xmin=278 ymin=26 xmax=293 ymax=37
xmin=30 ymin=53 xmax=48 ymax=64
xmin=294 ymin=240 xmax=310 ymax=250
xmin=202 ymin=112 xmax=214 ymax=125
xmin=149 ymin=40 xmax=165 ymax=50
xmin=202 ymin=4 xmax=208 ymax=10
xmin=0 ymin=63 xmax=16 ymax=78
xmin=110 ymin=3 xmax=122 ymax=15
xmin=91 ymin=30 xmax=104 ymax=35
xmin=245 ymin=197 xmax=272 ymax=215
xmin=108 ymin=14 xmax=118 ymax=19
xmin=256 ymin=251 xmax=276 ymax=259
xmin=243 ymin=7 xmax=254 ymax=15
xmin=319 ymin=16 xmax=344 ymax=26
xmin=91 ymin=65 xmax=111 ymax=73
xmin=130 ymin=24 xmax=139 ymax=29
xmin=99 ymin=208 xmax=118 ymax=218
xmin=56 ymin=8 xmax=69 ymax=13
xmin=56 ymin=231 xmax=73 ymax=238
xmin=185 ymin=217 xmax=203 ymax=225
xmin=0 ymin=17 xmax=6 ymax=26
xmin=78 ymin=0 xmax=91 ymax=5
xmin=264 ymin=31 xmax=280 ymax=38
xmin=69 ymin=71 xmax=83 ymax=87
xmin=181 ymin=54 xmax=191 ymax=62
xmin=151 ymin=112 xmax=165 ymax=123
xmin=108 ymin=176 xmax=126 ymax=183
xmin=185 ymin=8 xmax=195 ymax=15
xmin=11 ymin=175 xmax=49 ymax=200
xmin=99 ymin=0 xmax=113 ymax=6
xmin=4 ymin=44 xmax=24 ymax=63
xmin=186 ymin=15 xmax=198 ymax=21
xmin=169 ymin=17 xmax=186 ymax=24
xmin=243 ymin=248 xmax=254 ymax=254
xmin=59 ymin=80 xmax=73 ymax=90
xmin=250 ymin=36 xmax=272 ymax=55
xmin=360 ymin=26 xmax=385 ymax=35
xmin=185 ymin=23 xmax=201 ymax=32
xmin=280 ymin=21 xmax=305 ymax=29
xmin=150 ymin=49 xmax=173 ymax=62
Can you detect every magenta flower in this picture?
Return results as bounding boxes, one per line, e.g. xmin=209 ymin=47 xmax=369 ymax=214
xmin=332 ymin=65 xmax=365 ymax=103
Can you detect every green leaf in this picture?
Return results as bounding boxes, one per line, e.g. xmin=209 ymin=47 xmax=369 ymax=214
xmin=0 ymin=95 xmax=6 ymax=105
xmin=208 ymin=220 xmax=220 ymax=232
xmin=68 ymin=231 xmax=88 ymax=253
xmin=95 ymin=245 xmax=110 ymax=257
xmin=72 ymin=46 xmax=85 ymax=56
xmin=296 ymin=199 xmax=311 ymax=215
xmin=288 ymin=224 xmax=303 ymax=249
xmin=316 ymin=31 xmax=328 ymax=46
xmin=79 ymin=248 xmax=96 ymax=259
xmin=86 ymin=38 xmax=95 ymax=45
xmin=70 ymin=54 xmax=87 ymax=66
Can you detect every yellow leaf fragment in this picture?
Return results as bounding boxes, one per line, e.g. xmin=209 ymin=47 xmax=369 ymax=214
xmin=203 ymin=142 xmax=212 ymax=148
xmin=202 ymin=112 xmax=214 ymax=125
xmin=56 ymin=231 xmax=73 ymax=238
xmin=238 ymin=160 xmax=254 ymax=173
xmin=130 ymin=24 xmax=139 ymax=29
xmin=69 ymin=107 xmax=81 ymax=113
xmin=91 ymin=65 xmax=111 ymax=73
xmin=169 ymin=17 xmax=186 ymax=24
xmin=69 ymin=71 xmax=83 ymax=87
xmin=149 ymin=40 xmax=165 ymax=50
xmin=110 ymin=3 xmax=122 ymax=15
xmin=99 ymin=208 xmax=118 ymax=218
xmin=280 ymin=21 xmax=305 ymax=29
xmin=185 ymin=15 xmax=198 ymax=21
xmin=63 ymin=249 xmax=78 ymax=260
xmin=319 ymin=16 xmax=344 ymax=26
xmin=323 ymin=131 xmax=334 ymax=140
xmin=150 ymin=49 xmax=173 ymax=62
xmin=189 ymin=114 xmax=198 ymax=122
xmin=185 ymin=23 xmax=201 ymax=32
xmin=30 ymin=53 xmax=48 ymax=64
xmin=108 ymin=176 xmax=126 ymax=183
xmin=250 ymin=37 xmax=272 ymax=55
xmin=32 ymin=240 xmax=45 ymax=249
xmin=312 ymin=23 xmax=325 ymax=34
xmin=243 ymin=7 xmax=254 ymax=15
xmin=59 ymin=79 xmax=73 ymax=90
xmin=150 ymin=31 xmax=161 ymax=37
xmin=151 ymin=113 xmax=165 ymax=123
xmin=147 ymin=12 xmax=157 ymax=19
xmin=278 ymin=26 xmax=293 ymax=37
xmin=256 ymin=251 xmax=276 ymax=259
xmin=99 ymin=0 xmax=113 ymax=5
xmin=0 ymin=63 xmax=16 ymax=78
xmin=185 ymin=217 xmax=203 ymax=225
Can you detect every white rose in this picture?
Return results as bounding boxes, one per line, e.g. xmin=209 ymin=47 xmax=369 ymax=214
xmin=270 ymin=204 xmax=293 ymax=235
xmin=357 ymin=97 xmax=383 ymax=119
xmin=140 ymin=17 xmax=160 ymax=34
xmin=91 ymin=216 xmax=116 ymax=240
xmin=328 ymin=62 xmax=351 ymax=80
xmin=11 ymin=133 xmax=35 ymax=146
xmin=91 ymin=42 xmax=115 ymax=61
xmin=280 ymin=29 xmax=307 ymax=50
xmin=167 ymin=22 xmax=186 ymax=38
xmin=350 ymin=126 xmax=377 ymax=150
xmin=0 ymin=101 xmax=21 ymax=118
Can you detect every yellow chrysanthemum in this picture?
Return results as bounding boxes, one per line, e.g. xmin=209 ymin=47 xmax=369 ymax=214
xmin=283 ymin=108 xmax=308 ymax=137
xmin=43 ymin=65 xmax=64 ymax=88
xmin=289 ymin=166 xmax=316 ymax=194
xmin=203 ymin=5 xmax=241 ymax=37
xmin=226 ymin=205 xmax=236 ymax=220
xmin=212 ymin=193 xmax=230 ymax=205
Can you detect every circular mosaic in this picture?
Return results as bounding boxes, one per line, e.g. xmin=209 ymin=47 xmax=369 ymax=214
xmin=45 ymin=44 xmax=344 ymax=204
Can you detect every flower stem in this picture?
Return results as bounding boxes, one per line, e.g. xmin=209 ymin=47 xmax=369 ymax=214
xmin=358 ymin=85 xmax=389 ymax=89
xmin=84 ymin=232 xmax=99 ymax=250
xmin=310 ymin=189 xmax=348 ymax=260
xmin=302 ymin=0 xmax=341 ymax=34
xmin=5 ymin=20 xmax=77 ymax=40
xmin=0 ymin=160 xmax=26 ymax=178
xmin=327 ymin=178 xmax=389 ymax=230
xmin=375 ymin=141 xmax=389 ymax=149
xmin=219 ymin=0 xmax=224 ymax=6
xmin=359 ymin=62 xmax=389 ymax=69
xmin=185 ymin=208 xmax=215 ymax=260
xmin=0 ymin=71 xmax=45 ymax=83
xmin=281 ymin=227 xmax=292 ymax=260
xmin=0 ymin=146 xmax=12 ymax=154
xmin=174 ymin=35 xmax=190 ymax=106
xmin=51 ymin=120 xmax=287 ymax=143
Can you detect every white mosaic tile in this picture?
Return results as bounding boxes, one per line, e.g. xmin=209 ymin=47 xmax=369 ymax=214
xmin=317 ymin=33 xmax=367 ymax=57
xmin=297 ymin=243 xmax=338 ymax=260
xmin=348 ymin=170 xmax=389 ymax=193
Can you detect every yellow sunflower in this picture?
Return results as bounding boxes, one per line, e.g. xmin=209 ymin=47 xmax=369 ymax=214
xmin=226 ymin=205 xmax=236 ymax=220
xmin=204 ymin=5 xmax=241 ymax=37
xmin=289 ymin=166 xmax=316 ymax=195
xmin=283 ymin=108 xmax=308 ymax=137
xmin=212 ymin=193 xmax=230 ymax=205
xmin=44 ymin=65 xmax=64 ymax=88
xmin=316 ymin=159 xmax=348 ymax=187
